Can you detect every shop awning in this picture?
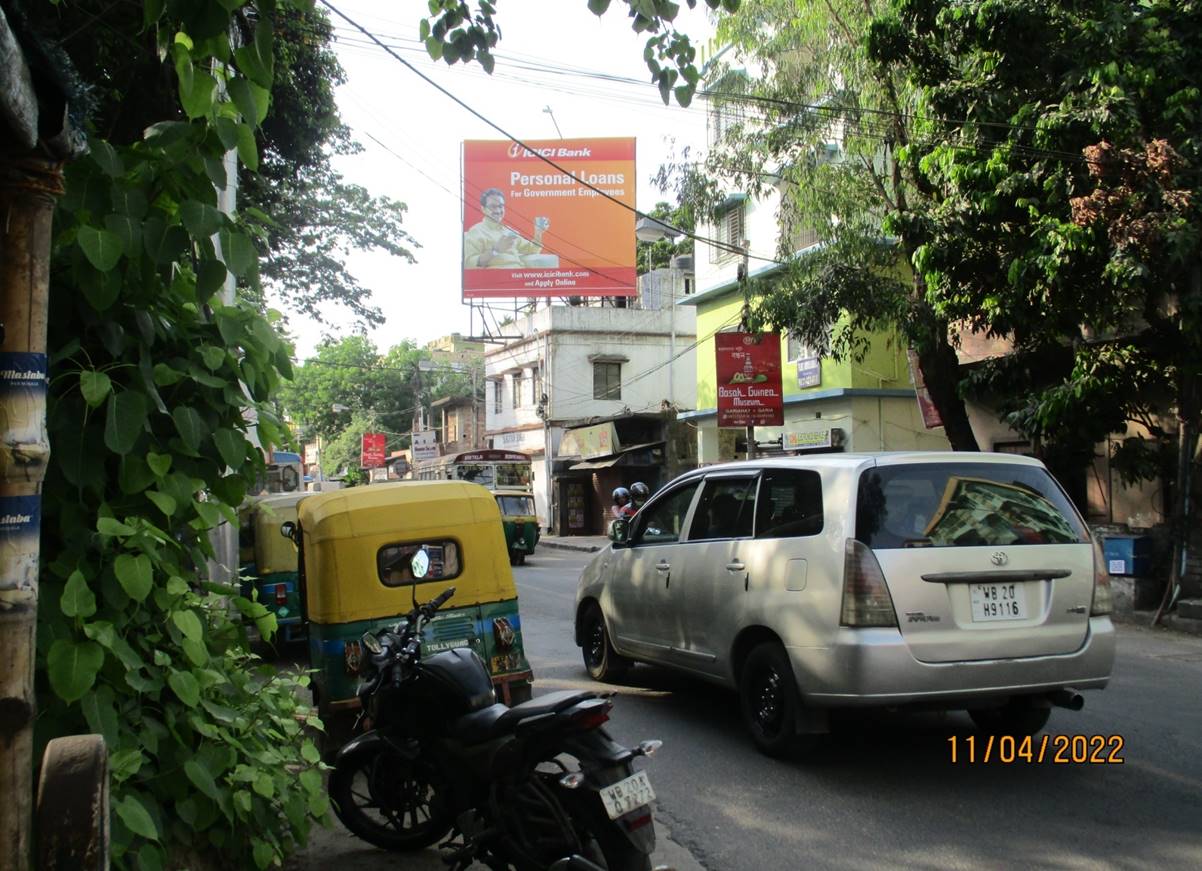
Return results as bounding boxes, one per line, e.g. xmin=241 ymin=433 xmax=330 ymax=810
xmin=567 ymin=441 xmax=665 ymax=471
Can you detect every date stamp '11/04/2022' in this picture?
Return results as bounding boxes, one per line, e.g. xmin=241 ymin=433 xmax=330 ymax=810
xmin=949 ymin=734 xmax=1125 ymax=764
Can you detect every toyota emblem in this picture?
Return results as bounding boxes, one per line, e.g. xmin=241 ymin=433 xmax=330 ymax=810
xmin=990 ymin=551 xmax=1008 ymax=567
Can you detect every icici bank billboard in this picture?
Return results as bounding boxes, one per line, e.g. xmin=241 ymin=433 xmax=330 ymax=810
xmin=462 ymin=138 xmax=636 ymax=299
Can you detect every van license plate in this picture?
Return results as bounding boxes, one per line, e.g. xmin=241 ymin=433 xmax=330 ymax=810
xmin=971 ymin=583 xmax=1027 ymax=622
xmin=599 ymin=770 xmax=655 ymax=819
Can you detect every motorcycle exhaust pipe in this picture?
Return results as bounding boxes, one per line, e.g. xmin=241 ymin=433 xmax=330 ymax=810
xmin=1048 ymin=688 xmax=1084 ymax=710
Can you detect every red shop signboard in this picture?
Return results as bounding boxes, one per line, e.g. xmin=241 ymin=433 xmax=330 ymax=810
xmin=360 ymin=432 xmax=387 ymax=468
xmin=715 ymin=332 xmax=784 ymax=428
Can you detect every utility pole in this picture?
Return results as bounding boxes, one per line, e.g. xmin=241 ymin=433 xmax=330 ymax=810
xmin=739 ymin=240 xmax=755 ymax=461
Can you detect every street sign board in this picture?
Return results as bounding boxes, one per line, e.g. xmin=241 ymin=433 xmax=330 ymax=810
xmin=361 ymin=432 xmax=386 ymax=468
xmin=715 ymin=332 xmax=784 ymax=428
xmin=412 ymin=430 xmax=439 ymax=462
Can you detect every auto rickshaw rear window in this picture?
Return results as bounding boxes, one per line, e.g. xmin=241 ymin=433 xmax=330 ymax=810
xmin=377 ymin=541 xmax=461 ymax=586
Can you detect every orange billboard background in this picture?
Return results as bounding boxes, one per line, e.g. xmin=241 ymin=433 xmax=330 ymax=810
xmin=462 ymin=138 xmax=636 ymax=298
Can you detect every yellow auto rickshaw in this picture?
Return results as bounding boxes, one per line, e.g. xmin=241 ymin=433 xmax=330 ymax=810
xmin=287 ymin=480 xmax=534 ymax=736
xmin=239 ymin=491 xmax=309 ymax=643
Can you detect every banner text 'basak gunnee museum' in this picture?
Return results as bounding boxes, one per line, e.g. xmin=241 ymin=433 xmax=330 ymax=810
xmin=461 ymin=138 xmax=636 ymax=299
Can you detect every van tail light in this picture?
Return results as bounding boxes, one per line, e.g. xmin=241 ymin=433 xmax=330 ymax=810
xmin=275 ymin=583 xmax=288 ymax=605
xmin=841 ymin=539 xmax=898 ymax=627
xmin=1090 ymin=537 xmax=1114 ymax=616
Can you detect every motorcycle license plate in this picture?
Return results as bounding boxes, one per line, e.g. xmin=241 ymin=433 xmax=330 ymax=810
xmin=599 ymin=770 xmax=655 ymax=820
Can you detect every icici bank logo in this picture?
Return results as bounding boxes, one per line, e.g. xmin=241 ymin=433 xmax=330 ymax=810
xmin=507 ymin=142 xmax=523 ymax=159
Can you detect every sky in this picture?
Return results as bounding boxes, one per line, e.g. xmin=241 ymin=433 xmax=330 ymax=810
xmin=280 ymin=0 xmax=718 ymax=362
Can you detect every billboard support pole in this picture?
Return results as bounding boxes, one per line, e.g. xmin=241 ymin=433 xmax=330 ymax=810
xmin=738 ymin=241 xmax=755 ymax=461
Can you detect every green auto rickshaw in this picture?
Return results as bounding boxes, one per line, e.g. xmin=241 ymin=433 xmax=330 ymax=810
xmin=239 ymin=491 xmax=309 ymax=643
xmin=494 ymin=487 xmax=540 ymax=565
xmin=284 ymin=480 xmax=534 ymax=743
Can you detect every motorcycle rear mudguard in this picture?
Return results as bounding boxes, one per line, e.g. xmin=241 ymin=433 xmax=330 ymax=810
xmin=334 ymin=728 xmax=418 ymax=765
xmin=556 ymin=731 xmax=655 ymax=856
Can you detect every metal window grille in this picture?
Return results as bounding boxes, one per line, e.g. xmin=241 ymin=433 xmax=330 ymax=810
xmin=592 ymin=362 xmax=622 ymax=400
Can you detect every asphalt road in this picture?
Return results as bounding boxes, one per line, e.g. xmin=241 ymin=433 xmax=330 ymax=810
xmin=518 ymin=549 xmax=1202 ymax=871
xmin=291 ymin=548 xmax=1202 ymax=870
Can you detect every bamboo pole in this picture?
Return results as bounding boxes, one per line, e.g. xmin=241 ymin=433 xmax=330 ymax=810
xmin=0 ymin=152 xmax=62 ymax=871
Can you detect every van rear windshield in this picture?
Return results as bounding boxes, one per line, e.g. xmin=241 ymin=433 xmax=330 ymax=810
xmin=856 ymin=463 xmax=1087 ymax=549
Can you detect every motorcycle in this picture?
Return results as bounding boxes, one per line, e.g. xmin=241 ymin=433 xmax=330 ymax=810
xmin=328 ymin=560 xmax=663 ymax=871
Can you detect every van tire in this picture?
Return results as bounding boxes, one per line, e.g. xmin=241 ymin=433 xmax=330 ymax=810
xmin=740 ymin=642 xmax=817 ymax=759
xmin=968 ymin=702 xmax=1051 ymax=736
xmin=580 ymin=602 xmax=630 ymax=682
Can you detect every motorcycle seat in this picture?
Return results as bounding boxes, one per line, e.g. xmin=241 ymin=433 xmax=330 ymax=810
xmin=451 ymin=690 xmax=600 ymax=745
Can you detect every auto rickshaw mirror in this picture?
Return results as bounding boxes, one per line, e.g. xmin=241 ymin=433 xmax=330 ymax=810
xmin=410 ymin=547 xmax=431 ymax=580
xmin=361 ymin=632 xmax=383 ymax=656
xmin=280 ymin=521 xmax=296 ymax=541
xmin=608 ymin=518 xmax=629 ymax=545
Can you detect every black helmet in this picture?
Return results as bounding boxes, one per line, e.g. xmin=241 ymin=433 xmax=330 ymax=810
xmin=612 ymin=486 xmax=631 ymax=505
xmin=630 ymin=482 xmax=650 ymax=501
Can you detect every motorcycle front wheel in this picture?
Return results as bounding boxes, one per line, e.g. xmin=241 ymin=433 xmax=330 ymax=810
xmin=329 ymin=743 xmax=453 ymax=851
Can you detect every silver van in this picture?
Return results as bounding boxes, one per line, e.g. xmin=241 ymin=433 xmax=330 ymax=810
xmin=573 ymin=453 xmax=1116 ymax=756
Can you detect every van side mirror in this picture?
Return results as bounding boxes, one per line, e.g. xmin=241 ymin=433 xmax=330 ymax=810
xmin=608 ymin=518 xmax=630 ymax=546
xmin=280 ymin=521 xmax=297 ymax=542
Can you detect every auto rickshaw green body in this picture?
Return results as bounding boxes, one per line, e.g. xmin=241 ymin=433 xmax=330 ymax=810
xmin=293 ymin=481 xmax=533 ymax=731
xmin=494 ymin=487 xmax=540 ymax=565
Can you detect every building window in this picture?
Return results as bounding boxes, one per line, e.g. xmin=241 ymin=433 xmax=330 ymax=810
xmin=532 ymin=366 xmax=542 ymax=406
xmin=512 ymin=372 xmax=524 ymax=408
xmin=493 ymin=380 xmax=503 ymax=412
xmin=787 ymin=333 xmax=811 ymax=362
xmin=593 ymin=362 xmax=622 ymax=400
xmin=711 ymin=199 xmax=746 ymax=264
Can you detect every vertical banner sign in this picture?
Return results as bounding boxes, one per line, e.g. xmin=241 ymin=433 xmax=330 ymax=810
xmin=715 ymin=333 xmax=784 ymax=427
xmin=462 ymin=138 xmax=636 ymax=299
xmin=906 ymin=349 xmax=945 ymax=429
xmin=361 ymin=432 xmax=387 ymax=469
xmin=0 ymin=352 xmax=47 ymax=611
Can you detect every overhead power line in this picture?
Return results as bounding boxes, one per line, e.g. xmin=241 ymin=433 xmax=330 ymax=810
xmin=317 ymin=0 xmax=786 ymax=267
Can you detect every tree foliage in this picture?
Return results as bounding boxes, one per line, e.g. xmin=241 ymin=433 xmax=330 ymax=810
xmin=869 ymin=0 xmax=1202 ymax=475
xmin=666 ymin=0 xmax=982 ymax=448
xmin=637 ymin=199 xmax=695 ymax=273
xmin=31 ymin=0 xmax=329 ymax=866
xmin=419 ymin=0 xmax=738 ymax=106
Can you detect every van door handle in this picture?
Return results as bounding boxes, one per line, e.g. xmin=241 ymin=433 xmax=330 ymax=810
xmin=726 ymin=561 xmax=745 ymax=572
xmin=655 ymin=561 xmax=670 ymax=572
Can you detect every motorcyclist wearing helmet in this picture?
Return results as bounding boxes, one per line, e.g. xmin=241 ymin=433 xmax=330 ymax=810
xmin=630 ymin=482 xmax=650 ymax=511
xmin=611 ymin=486 xmax=632 ymax=519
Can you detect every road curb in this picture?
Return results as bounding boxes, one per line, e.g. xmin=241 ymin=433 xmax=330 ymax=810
xmin=538 ymin=539 xmax=604 ymax=553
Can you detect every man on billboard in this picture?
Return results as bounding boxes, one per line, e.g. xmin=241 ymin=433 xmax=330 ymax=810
xmin=463 ymin=188 xmax=556 ymax=269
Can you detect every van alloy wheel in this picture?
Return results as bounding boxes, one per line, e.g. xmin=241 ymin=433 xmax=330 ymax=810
xmin=740 ymin=641 xmax=814 ymax=758
xmin=580 ymin=602 xmax=629 ymax=682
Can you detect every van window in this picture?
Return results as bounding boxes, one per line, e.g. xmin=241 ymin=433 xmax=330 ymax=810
xmin=756 ymin=469 xmax=824 ymax=538
xmin=856 ymin=463 xmax=1087 ymax=549
xmin=635 ymin=482 xmax=701 ymax=545
xmin=689 ymin=477 xmax=757 ymax=540
xmin=377 ymin=541 xmax=461 ymax=586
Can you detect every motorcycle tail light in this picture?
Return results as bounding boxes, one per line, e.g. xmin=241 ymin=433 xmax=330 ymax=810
xmin=622 ymin=812 xmax=652 ymax=831
xmin=566 ymin=699 xmax=611 ymax=731
xmin=275 ymin=583 xmax=288 ymax=605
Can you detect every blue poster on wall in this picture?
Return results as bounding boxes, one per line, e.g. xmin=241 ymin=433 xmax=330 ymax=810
xmin=796 ymin=357 xmax=821 ymax=388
